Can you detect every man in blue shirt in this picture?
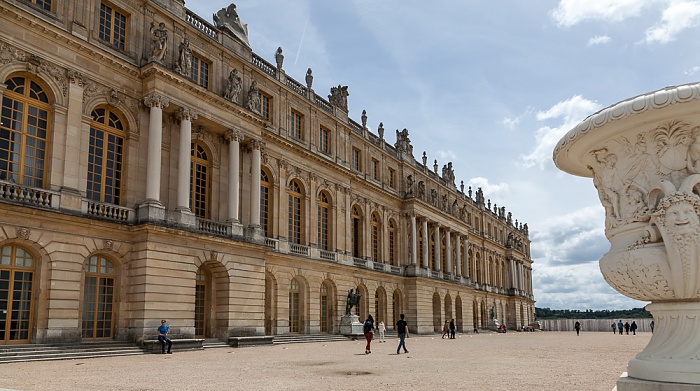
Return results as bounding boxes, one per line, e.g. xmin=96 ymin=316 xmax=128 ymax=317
xmin=158 ymin=319 xmax=172 ymax=354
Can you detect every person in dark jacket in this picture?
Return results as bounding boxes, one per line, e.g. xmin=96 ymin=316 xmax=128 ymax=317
xmin=363 ymin=315 xmax=375 ymax=354
xmin=624 ymin=321 xmax=630 ymax=335
xmin=630 ymin=321 xmax=638 ymax=335
xmin=449 ymin=319 xmax=456 ymax=339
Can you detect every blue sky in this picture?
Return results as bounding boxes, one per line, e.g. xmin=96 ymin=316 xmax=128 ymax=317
xmin=186 ymin=1 xmax=700 ymax=310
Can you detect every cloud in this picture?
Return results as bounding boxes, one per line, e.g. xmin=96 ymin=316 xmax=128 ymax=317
xmin=643 ymin=0 xmax=700 ymax=44
xmin=587 ymin=35 xmax=612 ymax=46
xmin=551 ymin=0 xmax=655 ymax=27
xmin=685 ymin=66 xmax=700 ymax=75
xmin=521 ymin=95 xmax=602 ymax=169
xmin=466 ymin=177 xmax=510 ymax=200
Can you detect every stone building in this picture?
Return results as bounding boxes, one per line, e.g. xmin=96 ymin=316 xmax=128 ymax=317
xmin=0 ymin=0 xmax=534 ymax=344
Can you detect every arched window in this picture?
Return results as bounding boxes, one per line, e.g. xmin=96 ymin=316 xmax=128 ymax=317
xmin=194 ymin=268 xmax=208 ymax=337
xmin=320 ymin=282 xmax=331 ymax=333
xmin=317 ymin=191 xmax=330 ymax=251
xmin=288 ymin=180 xmax=304 ymax=244
xmin=82 ymin=255 xmax=115 ymax=339
xmin=351 ymin=206 xmax=362 ymax=258
xmin=87 ymin=107 xmax=125 ymax=204
xmin=388 ymin=220 xmax=396 ymax=265
xmin=417 ymin=225 xmax=424 ymax=265
xmin=429 ymin=227 xmax=436 ymax=269
xmin=190 ymin=141 xmax=209 ymax=218
xmin=370 ymin=212 xmax=380 ymax=262
xmin=0 ymin=244 xmax=35 ymax=343
xmin=441 ymin=235 xmax=447 ymax=271
xmin=260 ymin=169 xmax=272 ymax=237
xmin=289 ymin=279 xmax=300 ymax=333
xmin=0 ymin=76 xmax=50 ymax=187
xmin=475 ymin=253 xmax=481 ymax=284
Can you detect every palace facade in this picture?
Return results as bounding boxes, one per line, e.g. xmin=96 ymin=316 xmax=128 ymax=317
xmin=0 ymin=0 xmax=534 ymax=344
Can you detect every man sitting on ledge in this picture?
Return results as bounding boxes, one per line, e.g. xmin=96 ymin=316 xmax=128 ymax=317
xmin=158 ymin=319 xmax=172 ymax=354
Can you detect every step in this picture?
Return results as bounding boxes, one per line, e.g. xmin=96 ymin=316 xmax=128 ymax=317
xmin=0 ymin=351 xmax=144 ymax=363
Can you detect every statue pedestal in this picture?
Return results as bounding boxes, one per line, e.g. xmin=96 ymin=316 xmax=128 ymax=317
xmin=340 ymin=315 xmax=363 ymax=337
xmin=616 ymin=372 xmax=700 ymax=391
xmin=488 ymin=318 xmax=501 ymax=331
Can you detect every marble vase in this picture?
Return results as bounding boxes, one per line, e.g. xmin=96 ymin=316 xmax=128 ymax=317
xmin=554 ymin=82 xmax=700 ymax=385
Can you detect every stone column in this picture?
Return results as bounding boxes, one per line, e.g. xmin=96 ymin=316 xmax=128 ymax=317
xmin=421 ymin=218 xmax=429 ymax=269
xmin=410 ymin=213 xmax=417 ymax=265
xmin=463 ymin=238 xmax=470 ymax=279
xmin=60 ymin=71 xmax=87 ymax=212
xmin=174 ymin=108 xmax=197 ymax=226
xmin=246 ymin=139 xmax=263 ymax=242
xmin=445 ymin=227 xmax=452 ymax=275
xmin=455 ymin=233 xmax=461 ymax=277
xmin=138 ymin=93 xmax=169 ymax=222
xmin=225 ymin=129 xmax=244 ymax=234
xmin=433 ymin=223 xmax=441 ymax=271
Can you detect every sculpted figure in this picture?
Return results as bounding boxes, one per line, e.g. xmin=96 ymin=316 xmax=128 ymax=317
xmin=223 ymin=69 xmax=242 ymax=103
xmin=328 ymin=85 xmax=349 ymax=111
xmin=345 ymin=289 xmax=361 ymax=315
xmin=592 ymin=148 xmax=622 ymax=221
xmin=246 ymin=80 xmax=261 ymax=114
xmin=149 ymin=22 xmax=168 ymax=62
xmin=213 ymin=4 xmax=250 ymax=47
xmin=175 ymin=37 xmax=192 ymax=76
xmin=305 ymin=68 xmax=313 ymax=89
xmin=418 ymin=181 xmax=425 ymax=199
xmin=275 ymin=47 xmax=284 ymax=69
xmin=406 ymin=175 xmax=414 ymax=196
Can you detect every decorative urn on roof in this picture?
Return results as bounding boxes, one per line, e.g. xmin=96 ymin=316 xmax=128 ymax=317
xmin=553 ymin=82 xmax=700 ymax=386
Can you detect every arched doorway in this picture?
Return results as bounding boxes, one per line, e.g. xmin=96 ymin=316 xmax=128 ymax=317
xmin=319 ymin=281 xmax=333 ymax=333
xmin=392 ymin=290 xmax=402 ymax=330
xmin=472 ymin=300 xmax=479 ymax=331
xmin=194 ymin=267 xmax=209 ymax=338
xmin=432 ymin=293 xmax=441 ymax=332
xmin=289 ymin=279 xmax=301 ymax=333
xmin=375 ymin=287 xmax=387 ymax=325
xmin=444 ymin=294 xmax=452 ymax=323
xmin=0 ymin=244 xmax=35 ymax=344
xmin=82 ymin=255 xmax=116 ymax=340
xmin=264 ymin=272 xmax=277 ymax=335
xmin=355 ymin=285 xmax=369 ymax=320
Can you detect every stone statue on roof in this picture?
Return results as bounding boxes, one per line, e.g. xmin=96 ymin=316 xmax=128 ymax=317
xmin=328 ymin=85 xmax=349 ymax=112
xmin=213 ymin=4 xmax=250 ymax=48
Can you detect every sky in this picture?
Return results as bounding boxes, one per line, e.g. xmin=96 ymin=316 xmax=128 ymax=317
xmin=185 ymin=0 xmax=700 ymax=311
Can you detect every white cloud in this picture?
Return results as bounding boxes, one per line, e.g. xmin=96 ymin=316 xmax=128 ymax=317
xmin=551 ymin=0 xmax=655 ymax=27
xmin=685 ymin=66 xmax=700 ymax=75
xmin=643 ymin=0 xmax=700 ymax=44
xmin=587 ymin=35 xmax=612 ymax=46
xmin=501 ymin=117 xmax=521 ymax=129
xmin=521 ymin=96 xmax=602 ymax=169
xmin=466 ymin=177 xmax=509 ymax=199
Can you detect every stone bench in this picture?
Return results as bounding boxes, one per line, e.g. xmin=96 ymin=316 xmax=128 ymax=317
xmin=228 ymin=336 xmax=274 ymax=348
xmin=140 ymin=338 xmax=204 ymax=353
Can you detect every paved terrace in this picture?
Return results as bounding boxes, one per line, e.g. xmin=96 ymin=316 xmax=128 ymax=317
xmin=0 ymin=331 xmax=650 ymax=390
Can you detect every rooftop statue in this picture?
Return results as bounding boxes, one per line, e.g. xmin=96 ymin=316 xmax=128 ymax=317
xmin=328 ymin=85 xmax=349 ymax=112
xmin=213 ymin=4 xmax=250 ymax=48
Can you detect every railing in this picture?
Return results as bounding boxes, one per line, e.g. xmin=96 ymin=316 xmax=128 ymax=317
xmin=319 ymin=249 xmax=336 ymax=262
xmin=84 ymin=200 xmax=134 ymax=223
xmin=373 ymin=262 xmax=385 ymax=271
xmin=286 ymin=77 xmax=306 ymax=97
xmin=314 ymin=94 xmax=333 ymax=113
xmin=251 ymin=53 xmax=276 ymax=77
xmin=264 ymin=238 xmax=278 ymax=250
xmin=0 ymin=181 xmax=58 ymax=209
xmin=290 ymin=243 xmax=309 ymax=256
xmin=185 ymin=10 xmax=218 ymax=40
xmin=353 ymin=257 xmax=367 ymax=268
xmin=197 ymin=218 xmax=230 ymax=236
xmin=390 ymin=265 xmax=402 ymax=274
xmin=349 ymin=119 xmax=363 ymax=135
xmin=431 ymin=271 xmax=440 ymax=279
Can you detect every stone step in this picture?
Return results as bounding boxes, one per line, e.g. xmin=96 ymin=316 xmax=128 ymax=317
xmin=0 ymin=349 xmax=145 ymax=363
xmin=272 ymin=334 xmax=351 ymax=345
xmin=0 ymin=342 xmax=145 ymax=363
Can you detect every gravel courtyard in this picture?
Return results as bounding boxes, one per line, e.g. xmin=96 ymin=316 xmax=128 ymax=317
xmin=0 ymin=331 xmax=650 ymax=391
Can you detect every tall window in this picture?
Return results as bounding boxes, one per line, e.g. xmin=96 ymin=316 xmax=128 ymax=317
xmin=289 ymin=279 xmax=300 ymax=333
xmin=99 ymin=2 xmax=127 ymax=50
xmin=0 ymin=76 xmax=50 ymax=187
xmin=87 ymin=107 xmax=124 ymax=204
xmin=388 ymin=220 xmax=396 ymax=265
xmin=31 ymin=0 xmax=53 ymax=11
xmin=441 ymin=236 xmax=447 ymax=271
xmin=371 ymin=213 xmax=380 ymax=262
xmin=260 ymin=92 xmax=271 ymax=121
xmin=319 ymin=126 xmax=330 ymax=154
xmin=290 ymin=110 xmax=303 ymax=139
xmin=0 ymin=245 xmax=35 ymax=343
xmin=320 ymin=283 xmax=330 ymax=333
xmin=190 ymin=142 xmax=209 ymax=218
xmin=82 ymin=255 xmax=115 ymax=339
xmin=288 ymin=180 xmax=303 ymax=244
xmin=260 ymin=169 xmax=271 ymax=237
xmin=371 ymin=158 xmax=379 ymax=181
xmin=418 ymin=226 xmax=424 ymax=265
xmin=388 ymin=168 xmax=396 ymax=189
xmin=351 ymin=206 xmax=363 ymax=258
xmin=351 ymin=147 xmax=361 ymax=171
xmin=317 ymin=191 xmax=330 ymax=251
xmin=194 ymin=268 xmax=207 ymax=337
xmin=191 ymin=54 xmax=210 ymax=89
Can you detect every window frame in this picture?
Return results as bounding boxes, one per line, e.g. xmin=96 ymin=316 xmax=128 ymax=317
xmin=99 ymin=1 xmax=128 ymax=50
xmin=290 ymin=109 xmax=303 ymax=140
xmin=351 ymin=147 xmax=361 ymax=172
xmin=190 ymin=52 xmax=210 ymax=89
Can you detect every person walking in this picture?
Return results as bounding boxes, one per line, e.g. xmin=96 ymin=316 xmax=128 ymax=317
xmin=624 ymin=321 xmax=630 ymax=335
xmin=396 ymin=313 xmax=409 ymax=354
xmin=378 ymin=320 xmax=386 ymax=343
xmin=442 ymin=320 xmax=449 ymax=339
xmin=611 ymin=322 xmax=616 ymax=334
xmin=650 ymin=320 xmax=654 ymax=333
xmin=449 ymin=319 xmax=456 ymax=339
xmin=157 ymin=319 xmax=172 ymax=354
xmin=363 ymin=315 xmax=375 ymax=354
xmin=574 ymin=321 xmax=581 ymax=336
xmin=617 ymin=320 xmax=623 ymax=335
xmin=630 ymin=321 xmax=637 ymax=335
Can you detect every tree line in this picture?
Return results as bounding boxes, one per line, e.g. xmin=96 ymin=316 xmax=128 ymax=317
xmin=535 ymin=307 xmax=651 ymax=320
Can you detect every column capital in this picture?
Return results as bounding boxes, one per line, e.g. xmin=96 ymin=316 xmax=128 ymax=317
xmin=248 ymin=139 xmax=265 ymax=151
xmin=143 ymin=93 xmax=170 ymax=109
xmin=225 ymin=128 xmax=245 ymax=143
xmin=176 ymin=107 xmax=198 ymax=122
xmin=67 ymin=69 xmax=89 ymax=86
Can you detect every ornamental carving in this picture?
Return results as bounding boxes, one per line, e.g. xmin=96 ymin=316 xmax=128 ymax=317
xmin=16 ymin=227 xmax=30 ymax=240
